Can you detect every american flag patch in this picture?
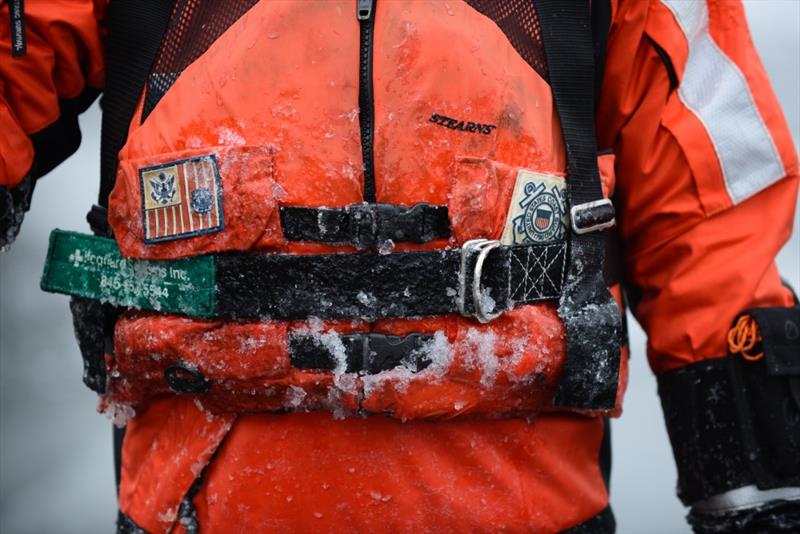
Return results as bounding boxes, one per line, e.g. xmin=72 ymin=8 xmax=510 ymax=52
xmin=139 ymin=155 xmax=224 ymax=243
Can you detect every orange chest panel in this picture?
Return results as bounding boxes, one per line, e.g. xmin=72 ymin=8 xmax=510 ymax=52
xmin=108 ymin=0 xmax=564 ymax=259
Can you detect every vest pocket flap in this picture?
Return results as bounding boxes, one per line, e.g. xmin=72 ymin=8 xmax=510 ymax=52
xmin=110 ymin=144 xmax=277 ymax=260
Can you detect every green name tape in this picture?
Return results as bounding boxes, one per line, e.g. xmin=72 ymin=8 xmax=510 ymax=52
xmin=41 ymin=230 xmax=216 ymax=318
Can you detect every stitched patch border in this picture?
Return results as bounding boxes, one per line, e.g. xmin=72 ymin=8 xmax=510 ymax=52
xmin=139 ymin=154 xmax=224 ymax=244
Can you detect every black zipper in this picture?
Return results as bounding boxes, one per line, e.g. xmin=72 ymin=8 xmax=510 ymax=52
xmin=357 ymin=0 xmax=377 ymax=203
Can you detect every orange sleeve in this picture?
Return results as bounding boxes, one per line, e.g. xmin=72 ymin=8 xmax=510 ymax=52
xmin=0 ymin=0 xmax=105 ymax=187
xmin=597 ymin=0 xmax=798 ymax=375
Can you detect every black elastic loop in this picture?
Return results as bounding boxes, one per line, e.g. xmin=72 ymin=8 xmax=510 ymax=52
xmin=86 ymin=205 xmax=112 ymax=237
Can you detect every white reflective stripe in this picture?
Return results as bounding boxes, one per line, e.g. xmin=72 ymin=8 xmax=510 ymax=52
xmin=692 ymin=485 xmax=800 ymax=513
xmin=660 ymin=0 xmax=785 ymax=205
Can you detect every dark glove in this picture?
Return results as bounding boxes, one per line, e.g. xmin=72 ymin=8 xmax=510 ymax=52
xmin=0 ymin=174 xmax=34 ymax=251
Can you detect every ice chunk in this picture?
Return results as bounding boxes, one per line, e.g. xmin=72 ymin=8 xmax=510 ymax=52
xmin=103 ymin=402 xmax=136 ymax=428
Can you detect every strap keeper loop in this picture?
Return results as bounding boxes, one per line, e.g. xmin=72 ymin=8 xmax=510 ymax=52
xmin=570 ymin=198 xmax=616 ymax=235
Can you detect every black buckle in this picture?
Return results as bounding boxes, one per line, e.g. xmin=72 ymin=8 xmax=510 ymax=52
xmin=289 ymin=332 xmax=432 ymax=374
xmin=347 ymin=203 xmax=449 ymax=249
xmin=362 ymin=333 xmax=431 ymax=374
xmin=348 ymin=203 xmax=383 ymax=249
xmin=570 ymin=199 xmax=616 ymax=235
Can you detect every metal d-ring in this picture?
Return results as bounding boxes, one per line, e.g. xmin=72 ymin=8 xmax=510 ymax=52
xmin=471 ymin=240 xmax=503 ymax=323
xmin=458 ymin=239 xmax=490 ymax=317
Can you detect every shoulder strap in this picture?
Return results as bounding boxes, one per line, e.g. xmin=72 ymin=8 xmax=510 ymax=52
xmin=98 ymin=0 xmax=173 ymax=214
xmin=534 ymin=0 xmax=623 ymax=410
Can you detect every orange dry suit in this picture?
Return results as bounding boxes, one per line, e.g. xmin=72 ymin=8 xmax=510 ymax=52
xmin=1 ymin=1 xmax=799 ymax=533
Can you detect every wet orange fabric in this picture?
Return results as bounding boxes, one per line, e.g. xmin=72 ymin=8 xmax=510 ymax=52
xmin=599 ymin=0 xmax=798 ymax=375
xmin=190 ymin=413 xmax=607 ymax=534
xmin=0 ymin=0 xmax=105 ymax=186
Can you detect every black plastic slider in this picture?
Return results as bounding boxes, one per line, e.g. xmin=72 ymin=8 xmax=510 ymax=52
xmin=348 ymin=203 xmax=381 ymax=249
xmin=570 ymin=199 xmax=616 ymax=235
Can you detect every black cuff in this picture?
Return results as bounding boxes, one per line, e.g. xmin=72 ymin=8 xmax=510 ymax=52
xmin=658 ymin=305 xmax=800 ymax=506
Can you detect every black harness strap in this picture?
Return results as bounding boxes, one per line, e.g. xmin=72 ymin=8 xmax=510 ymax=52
xmin=99 ymin=0 xmax=173 ymax=213
xmin=215 ymin=240 xmax=566 ymax=321
xmin=96 ymin=3 xmax=173 ymax=520
xmin=534 ymin=0 xmax=623 ymax=410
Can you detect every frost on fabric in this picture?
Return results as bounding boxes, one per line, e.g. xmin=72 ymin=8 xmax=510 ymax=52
xmin=461 ymin=328 xmax=500 ymax=387
xmin=290 ymin=318 xmax=357 ymax=418
xmin=215 ymin=126 xmax=246 ymax=146
xmin=292 ymin=318 xmax=351 ymax=389
xmin=285 ymin=385 xmax=307 ymax=409
xmin=478 ymin=287 xmax=497 ymax=317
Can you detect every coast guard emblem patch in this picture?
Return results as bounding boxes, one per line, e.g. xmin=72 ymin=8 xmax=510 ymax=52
xmin=501 ymin=170 xmax=567 ymax=245
xmin=139 ymin=155 xmax=224 ymax=243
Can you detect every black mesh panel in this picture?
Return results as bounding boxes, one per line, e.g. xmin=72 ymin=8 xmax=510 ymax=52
xmin=463 ymin=0 xmax=548 ymax=82
xmin=142 ymin=0 xmax=259 ymax=121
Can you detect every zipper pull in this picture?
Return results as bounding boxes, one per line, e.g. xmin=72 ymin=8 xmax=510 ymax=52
xmin=357 ymin=0 xmax=374 ymax=21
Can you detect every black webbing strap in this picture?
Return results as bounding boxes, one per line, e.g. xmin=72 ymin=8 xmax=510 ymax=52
xmin=534 ymin=0 xmax=622 ymax=409
xmin=100 ymin=0 xmax=174 ymax=210
xmin=42 ymin=230 xmax=566 ymax=321
xmin=215 ymin=240 xmax=566 ymax=321
xmin=591 ymin=0 xmax=612 ymax=109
